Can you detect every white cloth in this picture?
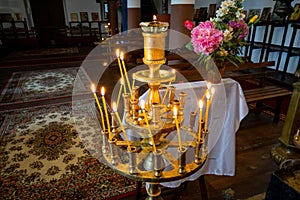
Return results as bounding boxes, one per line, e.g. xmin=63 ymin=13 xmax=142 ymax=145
xmin=159 ymin=78 xmax=248 ymax=187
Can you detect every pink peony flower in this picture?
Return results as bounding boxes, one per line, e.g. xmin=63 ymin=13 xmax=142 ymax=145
xmin=184 ymin=20 xmax=195 ymax=30
xmin=191 ymin=21 xmax=224 ymax=55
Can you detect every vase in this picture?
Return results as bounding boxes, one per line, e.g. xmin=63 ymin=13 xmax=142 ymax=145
xmin=207 ymin=60 xmax=225 ymax=84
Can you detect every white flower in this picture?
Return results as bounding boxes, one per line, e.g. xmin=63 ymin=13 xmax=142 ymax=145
xmin=235 ymin=10 xmax=245 ymax=20
xmin=216 ymin=7 xmax=229 ymax=18
xmin=221 ymin=0 xmax=234 ymax=8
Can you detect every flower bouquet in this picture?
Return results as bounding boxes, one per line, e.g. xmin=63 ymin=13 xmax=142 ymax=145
xmin=184 ymin=0 xmax=258 ymax=72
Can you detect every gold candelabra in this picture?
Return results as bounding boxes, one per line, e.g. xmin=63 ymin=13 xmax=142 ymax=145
xmin=91 ymin=17 xmax=214 ymax=199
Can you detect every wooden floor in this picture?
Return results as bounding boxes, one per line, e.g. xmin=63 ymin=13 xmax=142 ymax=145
xmin=0 ymin=45 xmax=295 ymax=200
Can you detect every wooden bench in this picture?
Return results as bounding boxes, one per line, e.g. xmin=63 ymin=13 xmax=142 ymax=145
xmin=223 ymin=61 xmax=292 ymax=123
xmin=243 ymin=85 xmax=292 ymax=122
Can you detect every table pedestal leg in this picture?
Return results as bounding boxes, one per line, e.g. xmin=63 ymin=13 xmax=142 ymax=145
xmin=146 ymin=182 xmax=163 ymax=200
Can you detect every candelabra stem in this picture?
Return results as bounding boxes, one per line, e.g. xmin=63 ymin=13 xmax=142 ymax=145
xmin=195 ymin=141 xmax=203 ymax=164
xmin=151 ymin=103 xmax=161 ymax=125
xmin=101 ymin=130 xmax=109 ymax=154
xmin=154 ymin=150 xmax=164 ymax=177
xmin=108 ymin=138 xmax=118 ymax=165
xmin=179 ymin=92 xmax=187 ymax=110
xmin=178 ymin=147 xmax=187 ymax=174
xmin=146 ymin=182 xmax=163 ymax=200
xmin=110 ymin=112 xmax=119 ymax=137
xmin=123 ymin=93 xmax=130 ymax=117
xmin=189 ymin=111 xmax=196 ymax=130
xmin=128 ymin=146 xmax=137 ymax=174
xmin=201 ymin=129 xmax=209 ymax=159
xmin=131 ymin=99 xmax=139 ymax=124
xmin=146 ymin=83 xmax=161 ymax=109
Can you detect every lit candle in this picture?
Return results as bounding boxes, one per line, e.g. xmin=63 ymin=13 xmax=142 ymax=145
xmin=101 ymin=86 xmax=112 ymax=140
xmin=201 ymin=82 xmax=211 ymax=101
xmin=198 ymin=99 xmax=203 ymax=142
xmin=116 ymin=78 xmax=123 ymax=109
xmin=91 ymin=84 xmax=106 ymax=130
xmin=204 ymin=92 xmax=211 ymax=130
xmin=174 ymin=107 xmax=182 ymax=151
xmin=141 ymin=100 xmax=157 ymax=152
xmin=112 ymin=102 xmax=131 ymax=150
xmin=116 ymin=49 xmax=126 ymax=94
xmin=120 ymin=52 xmax=132 ymax=94
xmin=153 ymin=15 xmax=157 ymax=21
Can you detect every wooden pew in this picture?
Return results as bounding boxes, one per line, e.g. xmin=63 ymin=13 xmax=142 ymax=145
xmin=223 ymin=61 xmax=292 ymax=123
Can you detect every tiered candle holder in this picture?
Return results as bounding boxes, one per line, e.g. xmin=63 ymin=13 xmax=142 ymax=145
xmin=91 ymin=17 xmax=214 ymax=199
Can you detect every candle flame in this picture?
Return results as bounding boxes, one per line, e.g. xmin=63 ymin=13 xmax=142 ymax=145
xmin=140 ymin=100 xmax=145 ymax=110
xmin=153 ymin=15 xmax=157 ymax=21
xmin=120 ymin=52 xmax=124 ymax=61
xmin=101 ymin=86 xmax=105 ymax=96
xmin=199 ymin=99 xmax=203 ymax=109
xmin=112 ymin=101 xmax=117 ymax=112
xmin=116 ymin=49 xmax=120 ymax=57
xmin=91 ymin=84 xmax=96 ymax=93
xmin=206 ymin=92 xmax=211 ymax=100
xmin=173 ymin=106 xmax=178 ymax=116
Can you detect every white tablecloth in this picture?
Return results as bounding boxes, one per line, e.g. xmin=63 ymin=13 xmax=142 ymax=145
xmin=155 ymin=78 xmax=249 ymax=187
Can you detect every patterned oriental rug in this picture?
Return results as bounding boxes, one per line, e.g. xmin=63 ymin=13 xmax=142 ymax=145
xmin=0 ymin=102 xmax=138 ymax=199
xmin=0 ymin=67 xmax=88 ymax=106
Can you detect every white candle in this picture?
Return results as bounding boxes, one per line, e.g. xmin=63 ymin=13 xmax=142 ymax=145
xmin=112 ymin=102 xmax=131 ymax=150
xmin=116 ymin=49 xmax=126 ymax=94
xmin=204 ymin=92 xmax=211 ymax=130
xmin=91 ymin=84 xmax=106 ymax=130
xmin=101 ymin=87 xmax=112 ymax=140
xmin=141 ymin=100 xmax=157 ymax=152
xmin=116 ymin=78 xmax=123 ymax=109
xmin=120 ymin=52 xmax=132 ymax=94
xmin=174 ymin=107 xmax=182 ymax=151
xmin=198 ymin=99 xmax=203 ymax=142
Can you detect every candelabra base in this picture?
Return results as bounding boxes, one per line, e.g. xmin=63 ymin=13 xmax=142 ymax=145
xmin=270 ymin=142 xmax=300 ymax=165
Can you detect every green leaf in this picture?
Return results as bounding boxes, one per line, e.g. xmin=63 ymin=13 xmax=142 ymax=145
xmin=185 ymin=42 xmax=194 ymax=51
